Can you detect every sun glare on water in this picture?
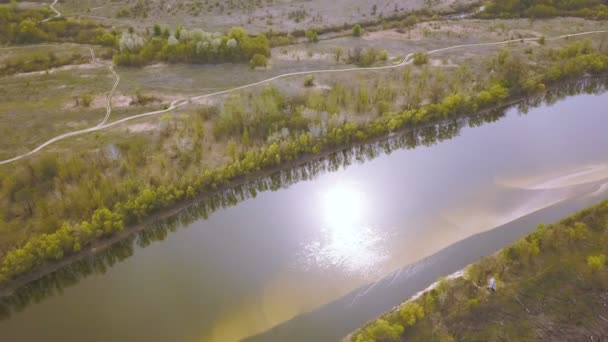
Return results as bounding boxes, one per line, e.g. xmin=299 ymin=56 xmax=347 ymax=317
xmin=323 ymin=186 xmax=363 ymax=231
xmin=299 ymin=184 xmax=386 ymax=278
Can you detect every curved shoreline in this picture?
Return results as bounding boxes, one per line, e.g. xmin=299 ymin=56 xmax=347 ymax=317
xmin=1 ymin=29 xmax=607 ymax=166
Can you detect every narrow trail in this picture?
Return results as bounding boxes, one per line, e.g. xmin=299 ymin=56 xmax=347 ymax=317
xmin=1 ymin=30 xmax=607 ymax=166
xmin=41 ymin=0 xmax=61 ymax=23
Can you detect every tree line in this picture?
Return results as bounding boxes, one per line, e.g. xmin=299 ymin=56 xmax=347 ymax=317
xmin=112 ymin=26 xmax=271 ymax=67
xmin=0 ymin=4 xmax=117 ymax=46
xmin=0 ymin=51 xmax=90 ymax=76
xmin=481 ymin=0 xmax=608 ymax=19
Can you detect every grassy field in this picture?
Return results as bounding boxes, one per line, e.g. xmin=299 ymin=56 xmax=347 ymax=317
xmin=349 ymin=200 xmax=608 ymax=341
xmin=0 ymin=65 xmax=113 ymax=159
xmin=54 ymin=0 xmax=476 ymax=34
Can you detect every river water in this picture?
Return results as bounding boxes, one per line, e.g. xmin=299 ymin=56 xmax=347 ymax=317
xmin=1 ymin=80 xmax=608 ymax=341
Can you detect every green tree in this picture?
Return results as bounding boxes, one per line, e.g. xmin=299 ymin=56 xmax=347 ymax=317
xmin=306 ymin=30 xmax=318 ymax=43
xmin=153 ymin=24 xmax=162 ymax=36
xmin=588 ymin=254 xmax=606 ymax=272
xmin=250 ymin=54 xmax=268 ymax=69
xmin=400 ymin=302 xmax=424 ymax=326
xmin=413 ymin=51 xmax=428 ymax=66
xmin=353 ymin=24 xmax=362 ymax=37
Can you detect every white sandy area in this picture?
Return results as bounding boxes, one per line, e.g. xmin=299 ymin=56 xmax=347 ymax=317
xmin=497 ymin=164 xmax=608 ymax=190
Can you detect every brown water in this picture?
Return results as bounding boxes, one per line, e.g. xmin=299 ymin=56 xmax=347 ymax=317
xmin=1 ymin=80 xmax=608 ymax=342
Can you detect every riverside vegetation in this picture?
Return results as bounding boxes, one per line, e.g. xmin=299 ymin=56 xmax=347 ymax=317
xmin=1 ymin=35 xmax=608 ymax=285
xmin=348 ymin=199 xmax=608 ymax=341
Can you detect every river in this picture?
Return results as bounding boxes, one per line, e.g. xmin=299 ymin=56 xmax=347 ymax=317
xmin=1 ymin=79 xmax=607 ymax=341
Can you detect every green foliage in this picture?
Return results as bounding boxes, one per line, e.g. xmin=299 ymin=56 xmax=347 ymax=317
xmin=587 ymin=254 xmax=606 ymax=271
xmin=355 ymin=319 xmax=404 ymax=342
xmin=0 ymin=51 xmax=90 ymax=77
xmin=153 ymin=24 xmax=162 ymax=36
xmin=349 ymin=48 xmax=389 ymax=66
xmin=353 ymin=24 xmax=362 ymax=37
xmin=350 ymin=198 xmax=608 ymax=341
xmin=304 ymin=75 xmax=315 ymax=87
xmin=0 ymin=5 xmax=116 ymax=45
xmin=503 ymin=236 xmax=540 ymax=264
xmin=306 ymin=30 xmax=319 ymax=43
xmin=250 ymin=53 xmax=268 ymax=69
xmin=403 ymin=15 xmax=419 ymax=27
xmin=400 ymin=302 xmax=424 ymax=326
xmin=413 ymin=52 xmax=429 ymax=66
xmin=482 ymin=0 xmax=608 ymax=19
xmin=113 ymin=26 xmax=270 ymax=67
xmin=80 ymin=94 xmax=93 ymax=108
xmin=568 ymin=222 xmax=589 ymax=241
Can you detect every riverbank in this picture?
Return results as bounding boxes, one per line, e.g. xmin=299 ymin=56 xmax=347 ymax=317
xmin=348 ymin=199 xmax=608 ymax=341
xmin=1 ymin=76 xmax=604 ymax=297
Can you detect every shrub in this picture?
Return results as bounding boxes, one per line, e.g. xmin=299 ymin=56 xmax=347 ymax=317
xmin=304 ymin=75 xmax=315 ymax=87
xmin=400 ymin=302 xmax=424 ymax=326
xmin=403 ymin=15 xmax=418 ymax=27
xmin=587 ymin=254 xmax=606 ymax=272
xmin=413 ymin=51 xmax=428 ymax=66
xmin=306 ymin=30 xmax=318 ymax=43
xmin=379 ymin=50 xmax=388 ymax=61
xmin=356 ymin=319 xmax=404 ymax=342
xmin=353 ymin=24 xmax=362 ymax=37
xmin=250 ymin=54 xmax=268 ymax=69
xmin=539 ymin=36 xmax=546 ymax=45
xmin=568 ymin=222 xmax=589 ymax=241
xmin=80 ymin=94 xmax=93 ymax=107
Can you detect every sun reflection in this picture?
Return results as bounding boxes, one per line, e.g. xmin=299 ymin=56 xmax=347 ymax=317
xmin=299 ymin=184 xmax=386 ymax=278
xmin=323 ymin=186 xmax=363 ymax=231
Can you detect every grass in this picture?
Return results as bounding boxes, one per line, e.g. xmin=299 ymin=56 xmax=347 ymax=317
xmin=53 ymin=0 xmax=468 ymax=34
xmin=0 ymin=67 xmax=114 ymax=158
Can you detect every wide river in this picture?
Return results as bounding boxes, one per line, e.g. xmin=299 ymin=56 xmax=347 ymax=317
xmin=1 ymin=81 xmax=608 ymax=341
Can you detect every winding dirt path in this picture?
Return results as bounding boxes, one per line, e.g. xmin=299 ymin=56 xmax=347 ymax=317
xmin=41 ymin=0 xmax=61 ymax=23
xmin=0 ymin=30 xmax=607 ymax=166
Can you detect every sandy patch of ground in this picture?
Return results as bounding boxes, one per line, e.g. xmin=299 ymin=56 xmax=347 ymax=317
xmin=364 ymin=30 xmax=414 ymax=41
xmin=275 ymin=51 xmax=333 ymax=62
xmin=313 ymin=83 xmax=332 ymax=91
xmin=11 ymin=63 xmax=100 ymax=78
xmin=497 ymin=164 xmax=608 ymax=190
xmin=430 ymin=58 xmax=458 ymax=67
xmin=144 ymin=63 xmax=168 ymax=70
xmin=191 ymin=96 xmax=219 ymax=106
xmin=111 ymin=95 xmax=132 ymax=108
xmin=364 ymin=21 xmax=487 ymax=42
xmin=127 ymin=122 xmax=158 ymax=132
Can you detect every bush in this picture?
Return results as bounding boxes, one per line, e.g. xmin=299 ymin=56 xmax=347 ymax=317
xmin=413 ymin=51 xmax=428 ymax=66
xmin=403 ymin=15 xmax=418 ymax=27
xmin=80 ymin=94 xmax=93 ymax=107
xmin=587 ymin=254 xmax=606 ymax=272
xmin=353 ymin=24 xmax=362 ymax=37
xmin=400 ymin=302 xmax=424 ymax=326
xmin=250 ymin=54 xmax=268 ymax=69
xmin=304 ymin=75 xmax=315 ymax=87
xmin=306 ymin=30 xmax=318 ymax=43
xmin=355 ymin=319 xmax=404 ymax=342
